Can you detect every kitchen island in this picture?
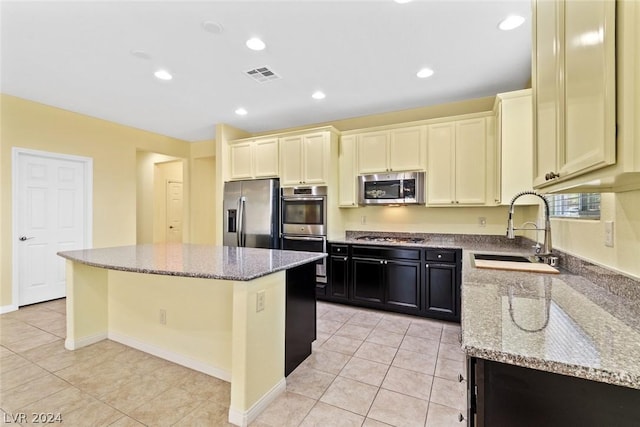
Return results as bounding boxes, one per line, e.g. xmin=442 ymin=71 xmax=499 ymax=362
xmin=57 ymin=243 xmax=325 ymax=427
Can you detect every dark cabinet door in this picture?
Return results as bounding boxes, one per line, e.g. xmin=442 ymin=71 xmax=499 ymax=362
xmin=329 ymin=255 xmax=349 ymax=299
xmin=425 ymin=262 xmax=457 ymax=318
xmin=352 ymin=257 xmax=385 ymax=304
xmin=385 ymin=260 xmax=421 ymax=310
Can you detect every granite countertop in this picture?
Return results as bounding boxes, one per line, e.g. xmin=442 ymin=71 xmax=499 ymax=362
xmin=335 ymin=231 xmax=640 ymax=390
xmin=58 ymin=243 xmax=326 ymax=281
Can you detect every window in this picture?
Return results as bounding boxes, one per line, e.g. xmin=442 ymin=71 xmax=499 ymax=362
xmin=548 ymin=193 xmax=600 ymax=219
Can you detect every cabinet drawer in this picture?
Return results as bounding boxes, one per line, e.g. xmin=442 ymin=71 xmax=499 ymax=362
xmin=352 ymin=245 xmax=421 ymax=261
xmin=426 ymin=249 xmax=456 ymax=263
xmin=331 ymin=244 xmax=349 ymax=255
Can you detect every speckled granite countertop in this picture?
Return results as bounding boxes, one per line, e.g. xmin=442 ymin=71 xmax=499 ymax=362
xmin=336 ymin=232 xmax=640 ymax=390
xmin=58 ymin=244 xmax=326 ymax=281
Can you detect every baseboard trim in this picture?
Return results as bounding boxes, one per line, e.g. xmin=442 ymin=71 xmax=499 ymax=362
xmin=0 ymin=304 xmax=19 ymax=314
xmin=65 ymin=332 xmax=108 ymax=350
xmin=228 ymin=378 xmax=286 ymax=427
xmin=108 ymin=330 xmax=231 ymax=382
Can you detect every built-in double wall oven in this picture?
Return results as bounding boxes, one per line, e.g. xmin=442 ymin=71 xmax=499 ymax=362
xmin=281 ymin=186 xmax=327 ymax=284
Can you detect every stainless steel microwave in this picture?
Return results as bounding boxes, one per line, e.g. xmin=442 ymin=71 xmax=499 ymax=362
xmin=358 ymin=172 xmax=425 ymax=205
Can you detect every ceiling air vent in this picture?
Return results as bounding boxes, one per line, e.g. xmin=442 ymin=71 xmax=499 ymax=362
xmin=245 ymin=66 xmax=281 ymax=83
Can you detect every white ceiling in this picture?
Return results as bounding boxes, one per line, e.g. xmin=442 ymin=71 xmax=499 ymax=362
xmin=1 ymin=0 xmax=531 ymax=142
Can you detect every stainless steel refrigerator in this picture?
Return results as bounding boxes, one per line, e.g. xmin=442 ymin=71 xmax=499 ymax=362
xmin=222 ymin=178 xmax=280 ymax=248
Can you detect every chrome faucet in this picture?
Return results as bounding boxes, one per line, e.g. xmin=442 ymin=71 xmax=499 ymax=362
xmin=506 ymin=191 xmax=552 ymax=256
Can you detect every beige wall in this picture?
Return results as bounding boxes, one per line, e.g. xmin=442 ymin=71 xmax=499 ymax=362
xmin=189 ymin=140 xmax=216 ymax=244
xmin=0 ymin=94 xmax=191 ymax=307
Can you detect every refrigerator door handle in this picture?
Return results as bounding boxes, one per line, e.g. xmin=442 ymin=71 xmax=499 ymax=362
xmin=238 ymin=196 xmax=246 ymax=247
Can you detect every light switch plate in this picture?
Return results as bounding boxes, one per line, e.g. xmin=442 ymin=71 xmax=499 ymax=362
xmin=604 ymin=221 xmax=614 ymax=247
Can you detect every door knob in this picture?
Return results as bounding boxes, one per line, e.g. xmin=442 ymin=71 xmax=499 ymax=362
xmin=19 ymin=236 xmax=35 ymax=241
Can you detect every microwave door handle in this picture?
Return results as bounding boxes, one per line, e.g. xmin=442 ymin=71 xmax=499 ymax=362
xmin=398 ymin=179 xmax=405 ymax=199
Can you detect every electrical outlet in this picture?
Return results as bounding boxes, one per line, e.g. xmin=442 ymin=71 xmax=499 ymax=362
xmin=478 ymin=217 xmax=487 ymax=227
xmin=360 ymin=215 xmax=367 ymax=225
xmin=159 ymin=309 xmax=167 ymax=325
xmin=604 ymin=221 xmax=614 ymax=247
xmin=256 ymin=291 xmax=266 ymax=312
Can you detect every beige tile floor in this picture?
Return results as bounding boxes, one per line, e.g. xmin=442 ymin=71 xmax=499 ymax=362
xmin=1 ymin=299 xmax=467 ymax=426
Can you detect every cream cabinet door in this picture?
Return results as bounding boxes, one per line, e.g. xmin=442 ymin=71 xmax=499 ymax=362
xmin=279 ymin=135 xmax=304 ymax=185
xmin=338 ymin=135 xmax=358 ymax=207
xmin=229 ymin=142 xmax=254 ymax=180
xmin=389 ymin=126 xmax=426 ymax=172
xmin=358 ymin=131 xmax=389 ymax=174
xmin=455 ymin=118 xmax=487 ymax=205
xmin=561 ymin=0 xmax=615 ymax=177
xmin=254 ymin=137 xmax=279 ymax=178
xmin=426 ymin=123 xmax=455 ymax=205
xmin=532 ymin=0 xmax=561 ymax=187
xmin=302 ymin=133 xmax=327 ymax=184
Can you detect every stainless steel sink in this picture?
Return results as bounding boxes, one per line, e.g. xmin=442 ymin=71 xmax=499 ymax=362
xmin=473 ymin=253 xmax=533 ymax=263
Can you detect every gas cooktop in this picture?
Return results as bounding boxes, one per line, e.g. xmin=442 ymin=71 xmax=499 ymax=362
xmin=355 ymin=235 xmax=425 ymax=244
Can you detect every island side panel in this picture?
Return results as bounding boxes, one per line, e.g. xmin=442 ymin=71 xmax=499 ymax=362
xmin=107 ymin=270 xmax=234 ymax=380
xmin=65 ymin=260 xmax=109 ymax=350
xmin=229 ymin=270 xmax=286 ymax=427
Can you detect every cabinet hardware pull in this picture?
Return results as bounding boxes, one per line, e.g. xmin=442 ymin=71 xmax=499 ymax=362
xmin=458 ymin=373 xmax=464 ymax=382
xmin=343 ymin=256 xmax=348 ymax=261
xmin=437 ymin=254 xmax=442 ymax=259
xmin=458 ymin=413 xmax=465 ymax=422
xmin=380 ymin=260 xmax=384 ymax=264
xmin=425 ymin=264 xmax=429 ymax=269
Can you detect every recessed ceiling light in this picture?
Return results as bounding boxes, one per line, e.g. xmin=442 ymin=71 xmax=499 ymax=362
xmin=202 ymin=20 xmax=224 ymax=35
xmin=312 ymin=91 xmax=326 ymax=100
xmin=246 ymin=37 xmax=266 ymax=51
xmin=416 ymin=68 xmax=434 ymax=79
xmin=498 ymin=15 xmax=525 ymax=31
xmin=235 ymin=108 xmax=248 ymax=116
xmin=394 ymin=0 xmax=413 ymax=3
xmin=154 ymin=69 xmax=173 ymax=81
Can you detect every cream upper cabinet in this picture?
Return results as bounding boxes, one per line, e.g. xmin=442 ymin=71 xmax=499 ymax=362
xmin=357 ymin=126 xmax=426 ymax=174
xmin=280 ymin=132 xmax=329 ymax=186
xmin=338 ymin=135 xmax=358 ymax=207
xmin=495 ymin=90 xmax=534 ymax=205
xmin=532 ymin=0 xmax=615 ymax=188
xmin=427 ymin=118 xmax=489 ymax=206
xmin=229 ymin=137 xmax=278 ymax=181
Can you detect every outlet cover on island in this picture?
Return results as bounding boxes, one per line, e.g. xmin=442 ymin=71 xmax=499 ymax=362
xmin=604 ymin=221 xmax=614 ymax=247
xmin=361 ymin=215 xmax=366 ymax=225
xmin=256 ymin=290 xmax=266 ymax=312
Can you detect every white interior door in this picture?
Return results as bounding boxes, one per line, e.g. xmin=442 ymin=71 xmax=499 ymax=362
xmin=14 ymin=149 xmax=92 ymax=306
xmin=166 ymin=180 xmax=183 ymax=243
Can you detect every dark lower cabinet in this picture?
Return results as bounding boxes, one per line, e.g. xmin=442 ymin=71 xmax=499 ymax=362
xmin=352 ymin=257 xmax=385 ymax=305
xmin=328 ymin=253 xmax=349 ymax=300
xmin=425 ymin=263 xmax=457 ymax=317
xmin=385 ymin=260 xmax=421 ymax=310
xmin=425 ymin=249 xmax=461 ymax=321
xmin=468 ymin=357 xmax=640 ymax=427
xmin=321 ymin=242 xmax=461 ymax=322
